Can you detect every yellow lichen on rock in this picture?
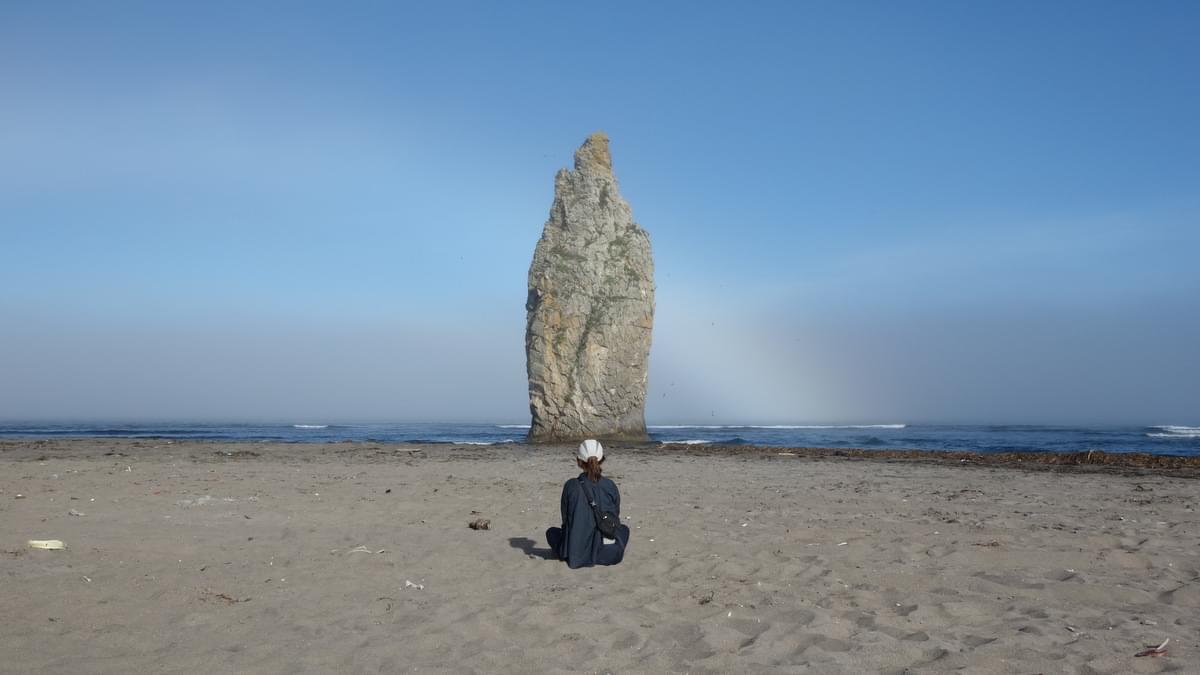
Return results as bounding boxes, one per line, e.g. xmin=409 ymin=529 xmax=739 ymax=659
xmin=573 ymin=131 xmax=612 ymax=173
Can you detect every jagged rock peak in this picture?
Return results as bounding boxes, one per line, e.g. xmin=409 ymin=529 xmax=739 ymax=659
xmin=524 ymin=132 xmax=655 ymax=443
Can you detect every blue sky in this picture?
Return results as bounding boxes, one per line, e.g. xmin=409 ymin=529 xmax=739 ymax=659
xmin=2 ymin=2 xmax=1198 ymax=424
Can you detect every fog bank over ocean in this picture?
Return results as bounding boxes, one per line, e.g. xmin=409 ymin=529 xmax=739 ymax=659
xmin=1 ymin=284 xmax=1198 ymax=425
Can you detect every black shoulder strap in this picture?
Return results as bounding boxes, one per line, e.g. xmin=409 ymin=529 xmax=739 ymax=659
xmin=578 ymin=477 xmax=606 ymax=525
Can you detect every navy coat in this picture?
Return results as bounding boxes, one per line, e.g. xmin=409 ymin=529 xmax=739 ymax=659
xmin=555 ymin=473 xmax=629 ymax=568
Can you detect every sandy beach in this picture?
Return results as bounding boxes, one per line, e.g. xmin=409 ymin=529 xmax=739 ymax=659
xmin=2 ymin=439 xmax=1196 ymax=674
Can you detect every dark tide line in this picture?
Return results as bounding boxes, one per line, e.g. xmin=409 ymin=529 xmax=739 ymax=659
xmin=653 ymin=443 xmax=1200 ymax=477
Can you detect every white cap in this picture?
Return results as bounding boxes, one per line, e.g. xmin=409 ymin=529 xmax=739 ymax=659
xmin=577 ymin=439 xmax=604 ymax=462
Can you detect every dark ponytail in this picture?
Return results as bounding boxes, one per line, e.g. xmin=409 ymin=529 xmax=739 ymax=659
xmin=584 ymin=456 xmax=602 ymax=483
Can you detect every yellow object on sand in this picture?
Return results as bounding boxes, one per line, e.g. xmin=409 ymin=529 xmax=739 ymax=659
xmin=27 ymin=539 xmax=66 ymax=550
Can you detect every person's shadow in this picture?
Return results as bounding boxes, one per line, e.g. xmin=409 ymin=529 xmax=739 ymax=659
xmin=509 ymin=536 xmax=556 ymax=560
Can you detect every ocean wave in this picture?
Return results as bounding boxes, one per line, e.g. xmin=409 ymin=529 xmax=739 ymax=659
xmin=293 ymin=424 xmax=328 ymax=429
xmin=659 ymin=439 xmax=712 ymax=445
xmin=649 ymin=424 xmax=906 ymax=430
xmin=758 ymin=424 xmax=906 ymax=429
xmin=457 ymin=440 xmax=517 ymax=445
xmin=1149 ymin=425 xmax=1200 ymax=434
xmin=1148 ymin=432 xmax=1200 ymax=439
xmin=496 ymin=424 xmax=531 ymax=429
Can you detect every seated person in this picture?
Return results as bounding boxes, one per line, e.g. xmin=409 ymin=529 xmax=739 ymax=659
xmin=546 ymin=439 xmax=630 ymax=568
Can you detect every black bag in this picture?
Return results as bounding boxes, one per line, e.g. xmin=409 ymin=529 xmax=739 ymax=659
xmin=578 ymin=477 xmax=620 ymax=539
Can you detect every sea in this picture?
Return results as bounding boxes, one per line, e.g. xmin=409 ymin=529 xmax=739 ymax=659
xmin=1 ymin=422 xmax=1197 ymax=457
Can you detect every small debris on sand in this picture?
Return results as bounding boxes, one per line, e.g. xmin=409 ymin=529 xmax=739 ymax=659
xmin=201 ymin=589 xmax=250 ymax=605
xmin=28 ymin=540 xmax=66 ymax=550
xmin=469 ymin=518 xmax=490 ymax=530
xmin=1134 ymin=638 xmax=1169 ymax=657
xmin=176 ymin=495 xmax=235 ymax=508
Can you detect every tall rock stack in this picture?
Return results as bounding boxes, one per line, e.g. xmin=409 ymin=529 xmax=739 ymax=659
xmin=525 ymin=132 xmax=655 ymax=443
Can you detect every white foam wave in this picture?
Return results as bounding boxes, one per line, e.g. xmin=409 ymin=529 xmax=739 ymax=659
xmin=497 ymin=424 xmax=531 ymax=429
xmin=757 ymin=424 xmax=906 ymax=429
xmin=457 ymin=440 xmax=517 ymax=445
xmin=293 ymin=424 xmax=328 ymax=429
xmin=1150 ymin=425 xmax=1200 ymax=434
xmin=661 ymin=439 xmax=712 ymax=445
xmin=1148 ymin=432 xmax=1200 ymax=439
xmin=649 ymin=424 xmax=906 ymax=430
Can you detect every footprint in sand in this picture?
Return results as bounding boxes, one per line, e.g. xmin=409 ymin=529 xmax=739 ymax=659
xmin=788 ymin=633 xmax=853 ymax=656
xmin=972 ymin=571 xmax=1045 ymax=590
xmin=961 ymin=634 xmax=997 ymax=648
xmin=852 ymin=613 xmax=929 ymax=642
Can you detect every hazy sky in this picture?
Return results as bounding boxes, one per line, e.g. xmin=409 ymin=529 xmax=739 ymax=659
xmin=2 ymin=2 xmax=1198 ymax=425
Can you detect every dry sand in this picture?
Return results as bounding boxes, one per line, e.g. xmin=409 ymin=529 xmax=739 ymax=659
xmin=2 ymin=439 xmax=1196 ymax=674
